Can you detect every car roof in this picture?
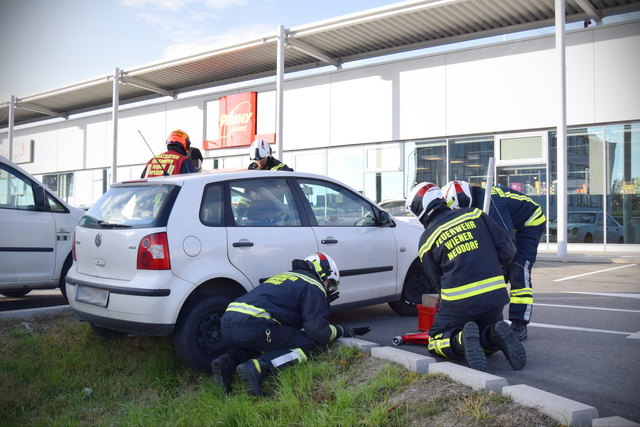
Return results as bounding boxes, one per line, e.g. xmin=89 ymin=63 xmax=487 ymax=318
xmin=117 ymin=169 xmax=379 ymax=205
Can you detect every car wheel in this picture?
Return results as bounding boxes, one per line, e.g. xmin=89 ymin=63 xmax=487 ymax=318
xmin=173 ymin=295 xmax=231 ymax=372
xmin=58 ymin=256 xmax=72 ymax=302
xmin=388 ymin=260 xmax=432 ymax=316
xmin=0 ymin=290 xmax=31 ymax=298
xmin=90 ymin=323 xmax=126 ymax=339
xmin=584 ymin=233 xmax=593 ymax=243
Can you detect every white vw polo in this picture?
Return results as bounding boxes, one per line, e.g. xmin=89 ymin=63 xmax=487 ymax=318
xmin=66 ymin=170 xmax=430 ymax=371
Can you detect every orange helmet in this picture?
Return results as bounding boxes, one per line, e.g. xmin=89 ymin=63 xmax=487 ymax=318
xmin=166 ymin=129 xmax=191 ymax=152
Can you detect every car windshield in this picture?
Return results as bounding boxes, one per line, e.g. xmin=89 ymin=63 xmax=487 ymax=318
xmin=567 ymin=212 xmax=597 ymax=224
xmin=79 ymin=184 xmax=179 ymax=229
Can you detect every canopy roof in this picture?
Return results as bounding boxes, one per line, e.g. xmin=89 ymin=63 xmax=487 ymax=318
xmin=1 ymin=0 xmax=638 ymax=129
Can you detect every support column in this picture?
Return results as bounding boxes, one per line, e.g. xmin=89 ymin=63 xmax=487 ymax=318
xmin=275 ymin=25 xmax=285 ymax=159
xmin=555 ymin=0 xmax=568 ymax=257
xmin=111 ymin=67 xmax=120 ymax=185
xmin=8 ymin=95 xmax=16 ymax=161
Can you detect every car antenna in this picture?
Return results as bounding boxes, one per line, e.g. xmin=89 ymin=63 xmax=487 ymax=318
xmin=138 ymin=130 xmax=169 ymax=176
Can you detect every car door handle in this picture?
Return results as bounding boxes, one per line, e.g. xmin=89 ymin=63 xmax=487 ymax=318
xmin=321 ymin=239 xmax=338 ymax=244
xmin=232 ymin=241 xmax=254 ymax=247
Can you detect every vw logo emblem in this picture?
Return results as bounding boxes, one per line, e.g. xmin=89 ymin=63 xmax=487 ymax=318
xmin=95 ymin=233 xmax=102 ymax=247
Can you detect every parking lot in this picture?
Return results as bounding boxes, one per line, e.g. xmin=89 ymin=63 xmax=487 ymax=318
xmin=2 ymin=257 xmax=639 ymax=422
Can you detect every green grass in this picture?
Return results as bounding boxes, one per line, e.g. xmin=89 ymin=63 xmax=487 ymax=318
xmin=0 ymin=312 xmax=559 ymax=427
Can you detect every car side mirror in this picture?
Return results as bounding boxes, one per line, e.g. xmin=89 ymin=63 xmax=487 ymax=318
xmin=376 ymin=210 xmax=392 ymax=225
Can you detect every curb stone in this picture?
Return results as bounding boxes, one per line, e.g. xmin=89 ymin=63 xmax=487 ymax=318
xmin=428 ymin=362 xmax=507 ymax=393
xmin=336 ymin=339 xmax=638 ymax=426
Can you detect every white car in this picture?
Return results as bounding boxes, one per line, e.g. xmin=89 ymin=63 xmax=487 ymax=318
xmin=548 ymin=211 xmax=625 ymax=243
xmin=66 ymin=170 xmax=430 ymax=372
xmin=379 ymin=198 xmax=422 ymax=227
xmin=0 ymin=155 xmax=84 ymax=299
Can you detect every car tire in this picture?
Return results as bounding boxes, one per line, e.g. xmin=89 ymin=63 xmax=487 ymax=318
xmin=584 ymin=233 xmax=593 ymax=243
xmin=173 ymin=295 xmax=231 ymax=372
xmin=58 ymin=256 xmax=72 ymax=302
xmin=90 ymin=323 xmax=126 ymax=339
xmin=388 ymin=260 xmax=432 ymax=316
xmin=0 ymin=290 xmax=31 ymax=298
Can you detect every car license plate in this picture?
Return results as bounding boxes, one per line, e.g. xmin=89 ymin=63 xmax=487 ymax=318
xmin=75 ymin=285 xmax=109 ymax=307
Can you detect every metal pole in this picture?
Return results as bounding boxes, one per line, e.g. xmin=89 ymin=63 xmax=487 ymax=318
xmin=8 ymin=95 xmax=15 ymax=161
xmin=111 ymin=67 xmax=120 ymax=185
xmin=483 ymin=157 xmax=495 ymax=214
xmin=555 ymin=0 xmax=568 ymax=256
xmin=275 ymin=25 xmax=285 ymax=159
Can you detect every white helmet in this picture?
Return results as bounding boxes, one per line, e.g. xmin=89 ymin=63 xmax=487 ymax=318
xmin=305 ymin=252 xmax=340 ymax=290
xmin=442 ymin=180 xmax=473 ymax=209
xmin=249 ymin=138 xmax=272 ymax=160
xmin=405 ymin=182 xmax=445 ymax=221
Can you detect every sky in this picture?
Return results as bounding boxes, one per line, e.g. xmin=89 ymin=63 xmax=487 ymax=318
xmin=0 ymin=0 xmax=398 ymax=101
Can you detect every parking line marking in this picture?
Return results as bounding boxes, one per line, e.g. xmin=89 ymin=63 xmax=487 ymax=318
xmin=529 ymin=322 xmax=638 ymax=338
xmin=565 ymin=292 xmax=640 ymax=299
xmin=534 ymin=303 xmax=640 ymax=313
xmin=553 ymin=264 xmax=637 ymax=282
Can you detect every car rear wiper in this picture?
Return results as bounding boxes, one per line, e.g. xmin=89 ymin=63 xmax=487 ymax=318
xmin=97 ymin=220 xmax=132 ymax=228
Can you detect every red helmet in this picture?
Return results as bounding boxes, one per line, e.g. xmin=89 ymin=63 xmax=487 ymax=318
xmin=166 ymin=129 xmax=191 ymax=152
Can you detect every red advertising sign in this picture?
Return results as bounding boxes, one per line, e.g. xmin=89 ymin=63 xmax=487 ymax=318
xmin=204 ymin=92 xmax=275 ymax=150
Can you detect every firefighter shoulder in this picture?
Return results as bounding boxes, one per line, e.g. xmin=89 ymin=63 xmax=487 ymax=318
xmin=141 ymin=129 xmax=196 ymax=178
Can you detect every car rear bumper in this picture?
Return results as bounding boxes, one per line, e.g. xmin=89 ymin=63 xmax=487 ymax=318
xmin=65 ymin=272 xmax=191 ymax=333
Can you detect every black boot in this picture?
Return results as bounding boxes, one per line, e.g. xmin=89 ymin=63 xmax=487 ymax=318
xmin=236 ymin=359 xmax=265 ymax=396
xmin=510 ymin=319 xmax=528 ymax=341
xmin=492 ymin=321 xmax=526 ymax=370
xmin=211 ymin=353 xmax=237 ymax=393
xmin=461 ymin=322 xmax=487 ymax=372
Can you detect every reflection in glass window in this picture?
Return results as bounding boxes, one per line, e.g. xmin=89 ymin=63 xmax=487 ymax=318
xmin=200 ymin=184 xmax=223 ymax=226
xmin=412 ymin=140 xmax=446 ymax=188
xmin=606 ymin=123 xmax=640 ymax=244
xmin=229 ymin=178 xmax=301 ymax=227
xmin=448 ymin=136 xmax=493 ymax=186
xmin=297 ymin=179 xmax=376 ymax=227
xmin=548 ymin=128 xmax=605 ymax=243
xmin=0 ymin=166 xmax=35 ymax=210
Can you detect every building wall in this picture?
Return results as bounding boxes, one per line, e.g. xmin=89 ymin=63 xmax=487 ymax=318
xmin=1 ymin=20 xmax=638 ymax=199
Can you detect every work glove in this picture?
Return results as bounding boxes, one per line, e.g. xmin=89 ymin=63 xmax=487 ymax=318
xmin=341 ymin=326 xmax=371 ymax=337
xmin=327 ymin=289 xmax=340 ymax=303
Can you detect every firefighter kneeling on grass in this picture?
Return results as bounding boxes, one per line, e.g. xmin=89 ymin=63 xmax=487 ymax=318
xmin=210 ymin=252 xmax=370 ymax=396
xmin=405 ymin=182 xmax=526 ymax=371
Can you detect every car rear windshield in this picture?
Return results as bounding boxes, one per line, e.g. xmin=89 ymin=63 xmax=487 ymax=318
xmin=79 ymin=184 xmax=179 ymax=229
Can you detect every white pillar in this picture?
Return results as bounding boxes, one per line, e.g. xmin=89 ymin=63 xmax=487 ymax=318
xmin=8 ymin=95 xmax=15 ymax=161
xmin=483 ymin=157 xmax=495 ymax=214
xmin=111 ymin=67 xmax=120 ymax=185
xmin=275 ymin=25 xmax=285 ymax=158
xmin=555 ymin=0 xmax=568 ymax=256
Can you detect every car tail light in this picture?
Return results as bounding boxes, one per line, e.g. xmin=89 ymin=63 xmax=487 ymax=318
xmin=72 ymin=231 xmax=77 ymax=261
xmin=137 ymin=232 xmax=171 ymax=270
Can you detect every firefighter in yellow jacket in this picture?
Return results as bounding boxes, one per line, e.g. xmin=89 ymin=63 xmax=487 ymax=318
xmin=141 ymin=129 xmax=196 ymax=178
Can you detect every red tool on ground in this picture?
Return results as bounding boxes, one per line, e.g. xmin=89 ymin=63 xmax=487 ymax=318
xmin=391 ymin=296 xmax=439 ymax=346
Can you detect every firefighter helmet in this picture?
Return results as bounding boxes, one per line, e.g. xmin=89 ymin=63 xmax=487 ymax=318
xmin=249 ymin=138 xmax=272 ymax=160
xmin=442 ymin=180 xmax=473 ymax=209
xmin=305 ymin=252 xmax=339 ymax=290
xmin=166 ymin=129 xmax=191 ymax=152
xmin=405 ymin=182 xmax=445 ymax=221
